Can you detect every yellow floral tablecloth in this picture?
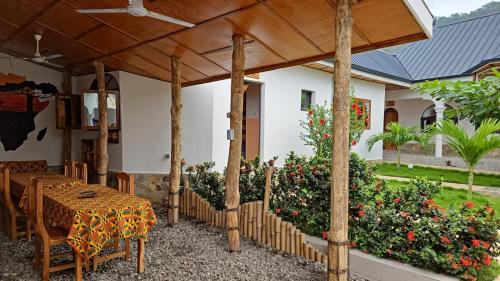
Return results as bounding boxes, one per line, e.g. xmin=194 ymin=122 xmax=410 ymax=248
xmin=10 ymin=173 xmax=81 ymax=213
xmin=43 ymin=183 xmax=157 ymax=258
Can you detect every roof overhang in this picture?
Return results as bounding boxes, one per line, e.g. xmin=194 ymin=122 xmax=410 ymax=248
xmin=0 ymin=0 xmax=433 ymax=86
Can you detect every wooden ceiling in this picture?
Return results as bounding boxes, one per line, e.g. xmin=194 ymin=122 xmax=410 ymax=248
xmin=0 ymin=0 xmax=429 ymax=86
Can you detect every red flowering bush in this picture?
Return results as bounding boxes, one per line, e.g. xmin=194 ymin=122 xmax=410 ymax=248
xmin=300 ymin=96 xmax=366 ymax=159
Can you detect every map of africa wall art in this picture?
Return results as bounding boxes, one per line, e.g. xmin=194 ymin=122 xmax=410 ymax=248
xmin=0 ymin=73 xmax=58 ymax=151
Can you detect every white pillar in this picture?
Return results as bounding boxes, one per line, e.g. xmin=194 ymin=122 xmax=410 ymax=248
xmin=433 ymin=100 xmax=445 ymax=158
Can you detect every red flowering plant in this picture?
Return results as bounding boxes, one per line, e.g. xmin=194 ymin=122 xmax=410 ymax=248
xmin=349 ymin=177 xmax=499 ymax=280
xmin=300 ymin=93 xmax=366 ymax=159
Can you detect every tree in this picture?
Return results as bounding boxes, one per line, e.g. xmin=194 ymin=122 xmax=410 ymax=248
xmin=414 ymin=69 xmax=500 ymax=127
xmin=300 ymin=96 xmax=366 ymax=159
xmin=435 ymin=119 xmax=500 ymax=200
xmin=367 ymin=122 xmax=432 ymax=169
xmin=435 ymin=1 xmax=500 ymax=27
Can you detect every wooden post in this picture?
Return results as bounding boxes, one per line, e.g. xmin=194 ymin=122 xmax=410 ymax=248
xmin=329 ymin=0 xmax=352 ymax=280
xmin=280 ymin=222 xmax=286 ymax=251
xmin=94 ymin=61 xmax=108 ymax=186
xmin=295 ymin=229 xmax=301 ymax=256
xmin=168 ymin=56 xmax=182 ymax=226
xmin=262 ymin=166 xmax=273 ymax=213
xmin=256 ymin=201 xmax=263 ymax=242
xmin=248 ymin=203 xmax=254 ymax=239
xmin=275 ymin=217 xmax=281 ymax=251
xmin=225 ymin=33 xmax=245 ymax=252
xmin=62 ymin=70 xmax=72 ymax=162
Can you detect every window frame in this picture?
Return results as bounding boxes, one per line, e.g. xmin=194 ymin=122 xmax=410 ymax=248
xmin=300 ymin=89 xmax=314 ymax=111
xmin=354 ymin=98 xmax=371 ymax=129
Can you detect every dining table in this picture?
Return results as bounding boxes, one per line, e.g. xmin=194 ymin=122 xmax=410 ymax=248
xmin=9 ymin=172 xmax=157 ymax=275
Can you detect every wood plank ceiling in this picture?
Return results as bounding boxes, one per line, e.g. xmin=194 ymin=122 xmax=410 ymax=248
xmin=0 ymin=0 xmax=427 ymax=86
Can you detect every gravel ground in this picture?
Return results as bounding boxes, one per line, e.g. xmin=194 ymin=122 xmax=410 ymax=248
xmin=0 ymin=205 xmax=368 ymax=281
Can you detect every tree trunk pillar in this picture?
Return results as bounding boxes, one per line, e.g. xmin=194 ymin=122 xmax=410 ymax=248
xmin=225 ymin=33 xmax=245 ymax=252
xmin=62 ymin=70 xmax=72 ymax=162
xmin=94 ymin=61 xmax=108 ymax=186
xmin=329 ymin=1 xmax=352 ymax=281
xmin=168 ymin=56 xmax=182 ymax=226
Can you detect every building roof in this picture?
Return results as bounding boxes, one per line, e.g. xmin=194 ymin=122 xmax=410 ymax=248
xmin=351 ymin=12 xmax=500 ymax=82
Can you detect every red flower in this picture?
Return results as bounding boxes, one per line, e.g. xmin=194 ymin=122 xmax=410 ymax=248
xmin=358 ymin=210 xmax=365 ymax=218
xmin=324 ymin=133 xmax=330 ymax=139
xmin=482 ymin=241 xmax=490 ymax=249
xmin=485 ymin=206 xmax=494 ymax=214
xmin=375 ymin=200 xmax=383 ymax=206
xmin=467 ymin=227 xmax=476 ymax=233
xmin=432 ymin=216 xmax=440 ymax=222
xmin=465 ymin=201 xmax=475 ymax=209
xmin=309 ymin=119 xmax=313 ymax=126
xmin=322 ymin=231 xmax=328 ymax=240
xmin=399 ymin=211 xmax=410 ymax=218
xmin=308 ymin=110 xmax=313 ymax=116
xmin=352 ymin=104 xmax=358 ymax=110
xmin=440 ymin=236 xmax=451 ymax=245
xmin=423 ymin=199 xmax=434 ymax=206
xmin=451 ymin=263 xmax=459 ymax=269
xmin=407 ymin=231 xmax=415 ymax=242
xmin=482 ymin=254 xmax=492 ymax=266
xmin=394 ymin=197 xmax=401 ymax=204
xmin=471 ymin=239 xmax=481 ymax=248
xmin=289 ymin=172 xmax=296 ymax=177
xmin=357 ymin=203 xmax=363 ymax=209
xmin=275 ymin=208 xmax=281 ymax=215
xmin=292 ymin=210 xmax=300 ymax=217
xmin=351 ymin=140 xmax=357 ymax=146
xmin=319 ymin=119 xmax=326 ymax=125
xmin=460 ymin=256 xmax=471 ymax=267
xmin=356 ymin=109 xmax=362 ymax=116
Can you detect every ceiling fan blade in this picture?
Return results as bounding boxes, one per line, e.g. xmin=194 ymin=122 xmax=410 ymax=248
xmin=76 ymin=8 xmax=128 ymax=14
xmin=147 ymin=11 xmax=195 ymax=27
xmin=44 ymin=54 xmax=63 ymax=60
xmin=42 ymin=61 xmax=63 ymax=68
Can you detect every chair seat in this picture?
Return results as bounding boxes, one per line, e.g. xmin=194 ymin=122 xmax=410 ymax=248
xmin=47 ymin=226 xmax=69 ymax=245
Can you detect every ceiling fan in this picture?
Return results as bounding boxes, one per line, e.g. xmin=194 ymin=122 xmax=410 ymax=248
xmin=75 ymin=0 xmax=196 ymax=27
xmin=0 ymin=34 xmax=63 ymax=68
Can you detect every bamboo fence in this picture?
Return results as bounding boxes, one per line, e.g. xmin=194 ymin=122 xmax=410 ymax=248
xmin=179 ymin=186 xmax=327 ymax=264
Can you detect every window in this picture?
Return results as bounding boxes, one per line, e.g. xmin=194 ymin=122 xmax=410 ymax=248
xmin=420 ymin=104 xmax=457 ymax=129
xmin=301 ymin=90 xmax=314 ymax=111
xmin=354 ymin=98 xmax=371 ymax=129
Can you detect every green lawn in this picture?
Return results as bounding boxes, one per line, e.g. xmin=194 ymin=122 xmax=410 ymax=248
xmin=374 ymin=163 xmax=500 ymax=188
xmin=385 ymin=180 xmax=500 ymax=214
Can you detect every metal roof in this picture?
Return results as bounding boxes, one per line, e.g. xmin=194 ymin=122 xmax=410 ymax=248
xmin=351 ymin=12 xmax=500 ymax=82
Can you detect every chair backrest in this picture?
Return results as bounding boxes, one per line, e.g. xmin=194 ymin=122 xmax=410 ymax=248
xmin=0 ymin=166 xmax=15 ymax=211
xmin=64 ymin=160 xmax=75 ymax=178
xmin=32 ymin=178 xmax=49 ymax=241
xmin=74 ymin=162 xmax=88 ymax=184
xmin=117 ymin=172 xmax=134 ymax=195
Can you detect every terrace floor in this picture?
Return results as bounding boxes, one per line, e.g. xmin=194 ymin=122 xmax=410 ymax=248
xmin=0 ymin=205 xmax=368 ymax=281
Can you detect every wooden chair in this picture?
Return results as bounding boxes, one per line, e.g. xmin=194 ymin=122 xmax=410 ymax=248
xmin=92 ymin=172 xmax=134 ymax=271
xmin=74 ymin=162 xmax=88 ymax=184
xmin=0 ymin=166 xmax=32 ymax=241
xmin=63 ymin=160 xmax=75 ymax=178
xmin=31 ymin=178 xmax=82 ymax=281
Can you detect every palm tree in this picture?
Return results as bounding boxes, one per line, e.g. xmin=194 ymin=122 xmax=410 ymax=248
xmin=435 ymin=119 xmax=500 ymax=200
xmin=367 ymin=122 xmax=432 ymax=170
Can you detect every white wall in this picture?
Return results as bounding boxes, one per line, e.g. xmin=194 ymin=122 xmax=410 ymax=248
xmin=0 ymin=52 xmax=63 ymax=166
xmin=208 ymin=66 xmax=386 ymax=170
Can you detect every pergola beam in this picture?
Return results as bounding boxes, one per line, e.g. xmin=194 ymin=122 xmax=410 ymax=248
xmin=329 ymin=0 xmax=352 ymax=281
xmin=94 ymin=61 xmax=108 ymax=186
xmin=168 ymin=56 xmax=182 ymax=226
xmin=225 ymin=33 xmax=246 ymax=252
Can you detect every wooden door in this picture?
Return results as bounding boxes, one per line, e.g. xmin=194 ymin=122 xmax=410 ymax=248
xmin=383 ymin=108 xmax=398 ymax=150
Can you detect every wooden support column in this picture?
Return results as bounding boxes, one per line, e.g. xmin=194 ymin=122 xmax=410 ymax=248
xmin=62 ymin=70 xmax=72 ymax=162
xmin=94 ymin=61 xmax=108 ymax=186
xmin=168 ymin=56 xmax=182 ymax=226
xmin=225 ymin=33 xmax=245 ymax=252
xmin=329 ymin=1 xmax=352 ymax=281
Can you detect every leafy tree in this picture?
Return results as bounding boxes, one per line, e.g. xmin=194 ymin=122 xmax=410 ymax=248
xmin=300 ymin=95 xmax=366 ymax=159
xmin=367 ymin=122 xmax=433 ymax=169
xmin=434 ymin=119 xmax=500 ymax=200
xmin=414 ymin=69 xmax=500 ymax=127
xmin=435 ymin=1 xmax=500 ymax=27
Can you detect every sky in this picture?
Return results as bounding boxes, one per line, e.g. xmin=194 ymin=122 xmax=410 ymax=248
xmin=424 ymin=0 xmax=494 ymax=17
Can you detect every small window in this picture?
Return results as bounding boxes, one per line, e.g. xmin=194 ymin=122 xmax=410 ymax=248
xmin=301 ymin=90 xmax=314 ymax=111
xmin=420 ymin=104 xmax=457 ymax=129
xmin=354 ymin=98 xmax=371 ymax=129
